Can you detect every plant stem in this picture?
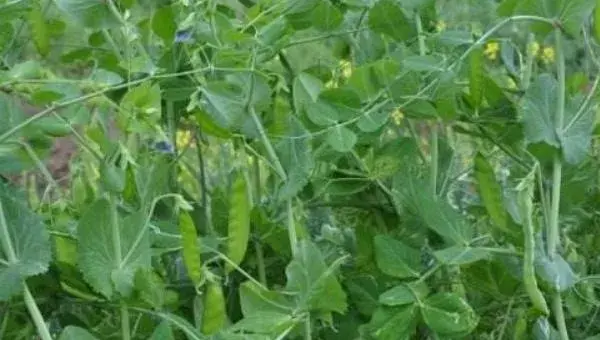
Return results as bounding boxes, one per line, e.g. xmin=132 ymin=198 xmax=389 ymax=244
xmin=304 ymin=313 xmax=311 ymax=340
xmin=549 ymin=28 xmax=569 ymax=340
xmin=430 ymin=125 xmax=439 ymax=196
xmin=121 ymin=302 xmax=131 ymax=340
xmin=415 ymin=12 xmax=439 ymax=196
xmin=195 ymin=132 xmax=212 ymax=234
xmin=23 ymin=285 xmax=53 ymax=340
xmin=252 ymin=155 xmax=267 ymax=285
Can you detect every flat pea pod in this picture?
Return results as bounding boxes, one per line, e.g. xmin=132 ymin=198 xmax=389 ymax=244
xmin=179 ymin=211 xmax=202 ymax=287
xmin=201 ymin=282 xmax=226 ymax=335
xmin=225 ymin=172 xmax=250 ymax=274
xmin=516 ymin=170 xmax=549 ymax=316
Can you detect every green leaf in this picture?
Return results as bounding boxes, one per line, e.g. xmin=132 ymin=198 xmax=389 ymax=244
xmin=120 ymin=82 xmax=162 ymax=133
xmin=78 ymin=198 xmax=151 ymax=298
xmin=356 ymin=107 xmax=389 ymax=132
xmin=134 ymin=269 xmax=166 ymax=309
xmin=152 ymin=6 xmax=177 ymax=44
xmin=199 ymin=81 xmax=246 ymax=131
xmin=293 ymin=73 xmax=323 ymax=111
xmin=284 ymin=240 xmax=347 ymax=314
xmin=364 ymin=305 xmax=419 ymax=340
xmin=225 ymin=172 xmax=251 ymax=274
xmin=520 ymin=74 xmax=560 ymax=148
xmin=373 ymin=235 xmax=421 ymax=278
xmin=402 ymin=55 xmax=445 ymax=72
xmin=239 ymin=281 xmax=294 ymax=316
xmin=433 ymin=246 xmax=491 ymax=265
xmin=403 ymin=100 xmax=438 ymax=119
xmin=305 ymin=100 xmax=339 ymax=126
xmin=521 ymin=74 xmax=595 ymax=164
xmin=535 ymin=254 xmax=578 ymax=292
xmin=155 ymin=312 xmax=205 ymax=340
xmin=149 ymin=321 xmax=175 ymax=340
xmin=345 ymin=276 xmax=380 ymax=316
xmin=421 ymin=293 xmax=479 ymax=336
xmin=89 ymin=69 xmax=123 ymax=87
xmin=54 ymin=0 xmax=120 ymax=29
xmin=327 ymin=125 xmax=357 ymax=152
xmin=346 ymin=59 xmax=400 ymax=101
xmin=474 ymin=153 xmax=509 ymax=233
xmin=311 ymin=1 xmax=343 ymax=31
xmin=27 ymin=2 xmax=50 ymax=57
xmin=58 ymin=326 xmax=100 ymax=340
xmin=0 ymin=182 xmax=51 ymax=301
xmin=397 ymin=177 xmax=473 ymax=244
xmin=379 ymin=281 xmax=430 ymax=306
xmin=179 ymin=211 xmax=203 ymax=285
xmin=276 ymin=117 xmax=314 ymax=200
xmin=368 ymin=0 xmax=415 ymax=41
xmin=517 ymin=0 xmax=595 ymax=36
xmin=561 ymin=95 xmax=596 ymax=164
xmin=230 ymin=312 xmax=296 ymax=335
xmin=0 ymin=92 xmax=25 ymax=139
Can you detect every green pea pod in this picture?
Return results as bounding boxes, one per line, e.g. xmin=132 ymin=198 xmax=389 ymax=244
xmin=516 ymin=167 xmax=549 ymax=316
xmin=179 ymin=211 xmax=202 ymax=286
xmin=201 ymin=282 xmax=226 ymax=335
xmin=100 ymin=162 xmax=125 ymax=193
xmin=225 ymin=172 xmax=250 ymax=274
xmin=39 ymin=120 xmax=71 ymax=137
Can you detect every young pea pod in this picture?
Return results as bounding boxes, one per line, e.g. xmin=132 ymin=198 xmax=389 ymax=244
xmin=225 ymin=172 xmax=250 ymax=274
xmin=201 ymin=281 xmax=226 ymax=335
xmin=179 ymin=211 xmax=202 ymax=287
xmin=516 ymin=166 xmax=549 ymax=316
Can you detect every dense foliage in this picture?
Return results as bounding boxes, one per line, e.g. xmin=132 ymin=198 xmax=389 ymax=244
xmin=2 ymin=0 xmax=600 ymax=339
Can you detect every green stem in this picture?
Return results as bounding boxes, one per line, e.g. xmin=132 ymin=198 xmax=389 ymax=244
xmin=121 ymin=302 xmax=131 ymax=340
xmin=304 ymin=314 xmax=311 ymax=340
xmin=194 ymin=132 xmax=212 ymax=234
xmin=23 ymin=285 xmax=53 ymax=340
xmin=254 ymin=240 xmax=267 ymax=286
xmin=252 ymin=155 xmax=267 ymax=285
xmin=430 ymin=125 xmax=439 ymax=196
xmin=549 ymin=28 xmax=569 ymax=340
xmin=415 ymin=13 xmax=426 ymax=56
xmin=287 ymin=199 xmax=298 ymax=257
xmin=521 ymin=33 xmax=536 ymax=90
xmin=415 ymin=12 xmax=438 ymax=197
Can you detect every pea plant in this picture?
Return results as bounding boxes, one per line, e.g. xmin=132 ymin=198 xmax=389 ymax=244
xmin=2 ymin=0 xmax=600 ymax=339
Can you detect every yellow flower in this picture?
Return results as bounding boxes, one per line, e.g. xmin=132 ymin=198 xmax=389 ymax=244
xmin=435 ymin=20 xmax=446 ymax=32
xmin=176 ymin=129 xmax=193 ymax=149
xmin=339 ymin=60 xmax=353 ymax=79
xmin=540 ymin=46 xmax=555 ymax=64
xmin=527 ymin=41 xmax=540 ymax=57
xmin=484 ymin=42 xmax=500 ymax=60
xmin=391 ymin=109 xmax=404 ymax=126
